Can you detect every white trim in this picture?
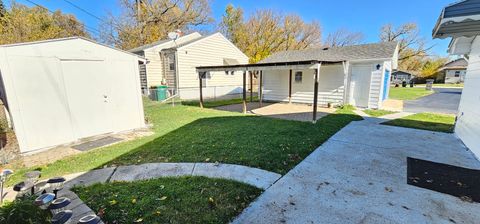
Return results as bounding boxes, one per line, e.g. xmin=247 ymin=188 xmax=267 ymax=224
xmin=141 ymin=32 xmax=201 ymax=52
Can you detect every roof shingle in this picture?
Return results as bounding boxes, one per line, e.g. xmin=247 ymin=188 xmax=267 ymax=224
xmin=260 ymin=42 xmax=398 ymax=63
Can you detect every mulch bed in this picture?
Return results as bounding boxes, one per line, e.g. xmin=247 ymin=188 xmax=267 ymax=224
xmin=407 ymin=157 xmax=480 ymax=203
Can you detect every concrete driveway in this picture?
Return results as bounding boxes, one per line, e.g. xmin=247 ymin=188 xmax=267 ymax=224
xmin=404 ymin=88 xmax=462 ymax=114
xmin=233 ymin=120 xmax=480 ymax=224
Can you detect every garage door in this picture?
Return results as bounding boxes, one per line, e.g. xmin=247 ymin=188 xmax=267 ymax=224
xmin=350 ymin=65 xmax=372 ymax=108
xmin=61 ymin=60 xmax=113 ymax=139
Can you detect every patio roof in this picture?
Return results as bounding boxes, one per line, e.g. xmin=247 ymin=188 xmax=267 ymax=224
xmin=196 ymin=60 xmax=343 ymax=72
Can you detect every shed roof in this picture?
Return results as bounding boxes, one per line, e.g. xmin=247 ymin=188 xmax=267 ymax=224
xmin=433 ymin=0 xmax=480 ymax=38
xmin=0 ymin=36 xmax=145 ymax=60
xmin=259 ymin=42 xmax=398 ymax=63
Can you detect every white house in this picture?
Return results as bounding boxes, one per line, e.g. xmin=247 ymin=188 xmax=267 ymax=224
xmin=433 ymin=0 xmax=480 ymax=159
xmin=439 ymin=58 xmax=468 ymax=83
xmin=258 ymin=42 xmax=399 ymax=109
xmin=197 ymin=42 xmax=399 ymax=122
xmin=130 ymin=32 xmax=249 ymax=100
xmin=0 ymin=37 xmax=146 ymax=154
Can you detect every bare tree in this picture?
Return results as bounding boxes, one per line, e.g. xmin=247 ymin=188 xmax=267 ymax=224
xmin=102 ymin=0 xmax=212 ymax=50
xmin=379 ymin=23 xmax=432 ymax=60
xmin=324 ymin=28 xmax=364 ymax=47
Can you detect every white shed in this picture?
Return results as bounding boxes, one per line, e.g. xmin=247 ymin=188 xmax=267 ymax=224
xmin=0 ymin=37 xmax=146 ymax=154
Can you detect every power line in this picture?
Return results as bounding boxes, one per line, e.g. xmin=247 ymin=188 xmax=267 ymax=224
xmin=60 ymin=0 xmax=103 ymax=22
xmin=23 ymin=0 xmax=101 ymax=35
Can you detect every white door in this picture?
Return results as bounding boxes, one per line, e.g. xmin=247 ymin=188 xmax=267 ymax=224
xmin=350 ymin=65 xmax=372 ymax=108
xmin=61 ymin=60 xmax=113 ymax=139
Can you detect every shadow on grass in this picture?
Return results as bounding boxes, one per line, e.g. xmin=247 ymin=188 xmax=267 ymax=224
xmin=382 ymin=119 xmax=454 ymax=133
xmin=101 ymin=112 xmax=362 ymax=175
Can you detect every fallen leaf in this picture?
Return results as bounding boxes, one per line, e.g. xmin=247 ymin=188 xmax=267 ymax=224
xmin=159 ymin=196 xmax=167 ymax=201
xmin=132 ymin=198 xmax=137 ymax=204
xmin=109 ymin=200 xmax=117 ymax=205
xmin=134 ymin=218 xmax=143 ymax=223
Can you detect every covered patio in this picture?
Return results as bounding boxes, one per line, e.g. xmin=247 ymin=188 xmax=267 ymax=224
xmin=196 ymin=60 xmax=348 ymax=123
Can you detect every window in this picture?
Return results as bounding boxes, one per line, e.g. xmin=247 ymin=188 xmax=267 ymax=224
xmin=454 ymin=71 xmax=461 ymax=77
xmin=295 ymin=71 xmax=303 ymax=83
xmin=167 ymin=54 xmax=175 ymax=71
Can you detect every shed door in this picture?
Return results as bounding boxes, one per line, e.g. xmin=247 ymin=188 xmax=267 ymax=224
xmin=61 ymin=60 xmax=113 ymax=139
xmin=350 ymin=65 xmax=372 ymax=108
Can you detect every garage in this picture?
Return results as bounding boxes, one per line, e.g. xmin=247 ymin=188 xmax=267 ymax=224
xmin=0 ymin=37 xmax=146 ymax=154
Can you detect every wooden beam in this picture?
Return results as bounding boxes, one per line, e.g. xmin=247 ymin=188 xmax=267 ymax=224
xmin=243 ymin=71 xmax=247 ymax=114
xmin=289 ymin=69 xmax=293 ymax=103
xmin=199 ymin=72 xmax=204 ymax=109
xmin=250 ymin=71 xmax=253 ymax=102
xmin=259 ymin=71 xmax=263 ymax=107
xmin=313 ymin=64 xmax=321 ymax=123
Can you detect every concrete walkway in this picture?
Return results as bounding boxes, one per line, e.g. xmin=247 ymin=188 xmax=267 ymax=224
xmin=6 ymin=163 xmax=281 ymax=223
xmin=233 ymin=120 xmax=480 ymax=224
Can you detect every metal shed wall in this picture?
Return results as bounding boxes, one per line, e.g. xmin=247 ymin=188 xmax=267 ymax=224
xmin=0 ymin=38 xmax=145 ymax=153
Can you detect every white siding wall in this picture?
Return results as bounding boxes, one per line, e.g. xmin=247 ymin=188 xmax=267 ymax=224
xmin=445 ymin=69 xmax=467 ymax=83
xmin=176 ymin=33 xmax=249 ymax=100
xmin=0 ymin=38 xmax=145 ymax=153
xmin=143 ymin=50 xmax=163 ymax=86
xmin=455 ymin=37 xmax=480 ymax=159
xmin=263 ymin=65 xmax=345 ymax=106
xmin=142 ymin=32 xmax=202 ymax=87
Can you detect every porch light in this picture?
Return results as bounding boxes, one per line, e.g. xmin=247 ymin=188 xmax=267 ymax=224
xmin=48 ymin=197 xmax=71 ymax=214
xmin=47 ymin=177 xmax=66 ymax=198
xmin=376 ymin=64 xmax=381 ymax=70
xmin=0 ymin=169 xmax=13 ymax=204
xmin=51 ymin=210 xmax=73 ymax=224
xmin=78 ymin=214 xmax=102 ymax=224
xmin=34 ymin=193 xmax=56 ymax=209
xmin=13 ymin=181 xmax=34 ymax=195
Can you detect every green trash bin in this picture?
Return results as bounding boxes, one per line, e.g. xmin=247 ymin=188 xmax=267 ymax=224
xmin=156 ymin=85 xmax=168 ymax=101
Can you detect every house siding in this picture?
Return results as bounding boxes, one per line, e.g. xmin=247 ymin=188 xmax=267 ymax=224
xmin=263 ymin=65 xmax=345 ymax=106
xmin=455 ymin=37 xmax=480 ymax=159
xmin=176 ymin=33 xmax=249 ymax=99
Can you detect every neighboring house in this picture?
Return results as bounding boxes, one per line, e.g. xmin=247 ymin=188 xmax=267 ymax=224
xmin=130 ymin=32 xmax=249 ymax=100
xmin=197 ymin=42 xmax=399 ymax=110
xmin=437 ymin=58 xmax=468 ymax=83
xmin=0 ymin=37 xmax=146 ymax=154
xmin=433 ymin=0 xmax=480 ymax=159
xmin=391 ymin=71 xmax=414 ymax=84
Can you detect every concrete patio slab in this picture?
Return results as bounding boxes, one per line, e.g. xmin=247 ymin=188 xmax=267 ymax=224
xmin=233 ymin=120 xmax=480 ymax=224
xmin=110 ymin=163 xmax=195 ymax=182
xmin=192 ymin=163 xmax=281 ymax=189
xmin=215 ymin=102 xmax=335 ymax=122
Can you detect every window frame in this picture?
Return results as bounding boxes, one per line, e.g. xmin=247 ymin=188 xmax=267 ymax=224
xmin=294 ymin=71 xmax=303 ymax=83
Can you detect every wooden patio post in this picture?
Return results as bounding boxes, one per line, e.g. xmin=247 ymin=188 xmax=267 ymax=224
xmin=289 ymin=69 xmax=293 ymax=103
xmin=313 ymin=64 xmax=321 ymax=123
xmin=199 ymin=72 xmax=204 ymax=108
xmin=250 ymin=71 xmax=253 ymax=102
xmin=259 ymin=71 xmax=263 ymax=107
xmin=243 ymin=70 xmax=247 ymax=114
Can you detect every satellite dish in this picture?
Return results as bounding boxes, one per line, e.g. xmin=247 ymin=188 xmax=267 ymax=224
xmin=168 ymin=31 xmax=180 ymax=40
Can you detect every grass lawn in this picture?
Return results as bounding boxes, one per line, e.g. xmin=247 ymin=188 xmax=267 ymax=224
xmin=389 ymin=87 xmax=434 ymax=100
xmin=382 ymin=113 xmax=455 ymax=133
xmin=182 ymin=96 xmax=258 ymax=108
xmin=363 ymin=109 xmax=396 ymax=118
xmin=7 ymin=100 xmax=361 ymax=186
xmin=73 ymin=176 xmax=261 ymax=224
